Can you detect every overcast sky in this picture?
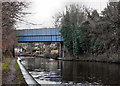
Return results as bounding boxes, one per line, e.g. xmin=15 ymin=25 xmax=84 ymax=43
xmin=16 ymin=0 xmax=109 ymax=29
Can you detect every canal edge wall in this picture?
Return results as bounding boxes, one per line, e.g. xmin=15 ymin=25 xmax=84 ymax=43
xmin=17 ymin=57 xmax=40 ymax=86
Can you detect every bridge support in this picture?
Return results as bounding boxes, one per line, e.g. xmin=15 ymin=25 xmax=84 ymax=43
xmin=59 ymin=42 xmax=64 ymax=57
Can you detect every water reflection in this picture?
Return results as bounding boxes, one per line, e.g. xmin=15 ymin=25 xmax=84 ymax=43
xmin=62 ymin=61 xmax=120 ymax=85
xmin=20 ymin=57 xmax=120 ymax=85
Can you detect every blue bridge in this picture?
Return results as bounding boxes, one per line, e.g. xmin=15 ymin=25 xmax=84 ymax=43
xmin=17 ymin=28 xmax=63 ymax=42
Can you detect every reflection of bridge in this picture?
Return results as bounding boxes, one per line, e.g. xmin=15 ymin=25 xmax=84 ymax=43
xmin=16 ymin=28 xmax=64 ymax=57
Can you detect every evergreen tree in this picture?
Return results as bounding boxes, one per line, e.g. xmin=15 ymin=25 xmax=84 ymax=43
xmin=60 ymin=11 xmax=73 ymax=54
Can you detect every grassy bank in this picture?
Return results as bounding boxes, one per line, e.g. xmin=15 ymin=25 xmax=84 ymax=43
xmin=2 ymin=56 xmax=26 ymax=84
xmin=14 ymin=59 xmax=26 ymax=84
xmin=2 ymin=57 xmax=13 ymax=70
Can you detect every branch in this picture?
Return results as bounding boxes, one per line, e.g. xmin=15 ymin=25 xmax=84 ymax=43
xmin=15 ymin=17 xmax=42 ymax=25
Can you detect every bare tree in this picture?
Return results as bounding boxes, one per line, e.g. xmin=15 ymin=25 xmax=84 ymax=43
xmin=2 ymin=2 xmax=28 ymax=55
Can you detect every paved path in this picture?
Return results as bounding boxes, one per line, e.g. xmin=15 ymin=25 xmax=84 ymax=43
xmin=2 ymin=59 xmax=18 ymax=84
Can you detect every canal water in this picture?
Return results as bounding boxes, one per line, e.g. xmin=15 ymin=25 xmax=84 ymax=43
xmin=20 ymin=56 xmax=120 ymax=85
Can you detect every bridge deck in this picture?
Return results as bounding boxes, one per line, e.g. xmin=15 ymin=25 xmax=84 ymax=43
xmin=17 ymin=28 xmax=63 ymax=42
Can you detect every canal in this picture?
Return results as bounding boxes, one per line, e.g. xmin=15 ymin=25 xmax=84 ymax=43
xmin=20 ymin=56 xmax=120 ymax=85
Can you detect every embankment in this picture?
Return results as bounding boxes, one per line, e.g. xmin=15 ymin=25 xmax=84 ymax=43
xmin=63 ymin=53 xmax=120 ymax=63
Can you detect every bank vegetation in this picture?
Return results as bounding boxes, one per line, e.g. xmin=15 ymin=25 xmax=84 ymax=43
xmin=2 ymin=2 xmax=29 ymax=57
xmin=54 ymin=1 xmax=120 ymax=62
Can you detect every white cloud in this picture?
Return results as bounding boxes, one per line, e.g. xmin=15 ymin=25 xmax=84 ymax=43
xmin=16 ymin=0 xmax=108 ymax=29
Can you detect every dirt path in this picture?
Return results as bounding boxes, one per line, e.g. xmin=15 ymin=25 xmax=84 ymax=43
xmin=2 ymin=59 xmax=18 ymax=84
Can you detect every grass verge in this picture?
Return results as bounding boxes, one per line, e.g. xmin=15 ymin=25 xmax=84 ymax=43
xmin=2 ymin=57 xmax=13 ymax=70
xmin=14 ymin=59 xmax=26 ymax=84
